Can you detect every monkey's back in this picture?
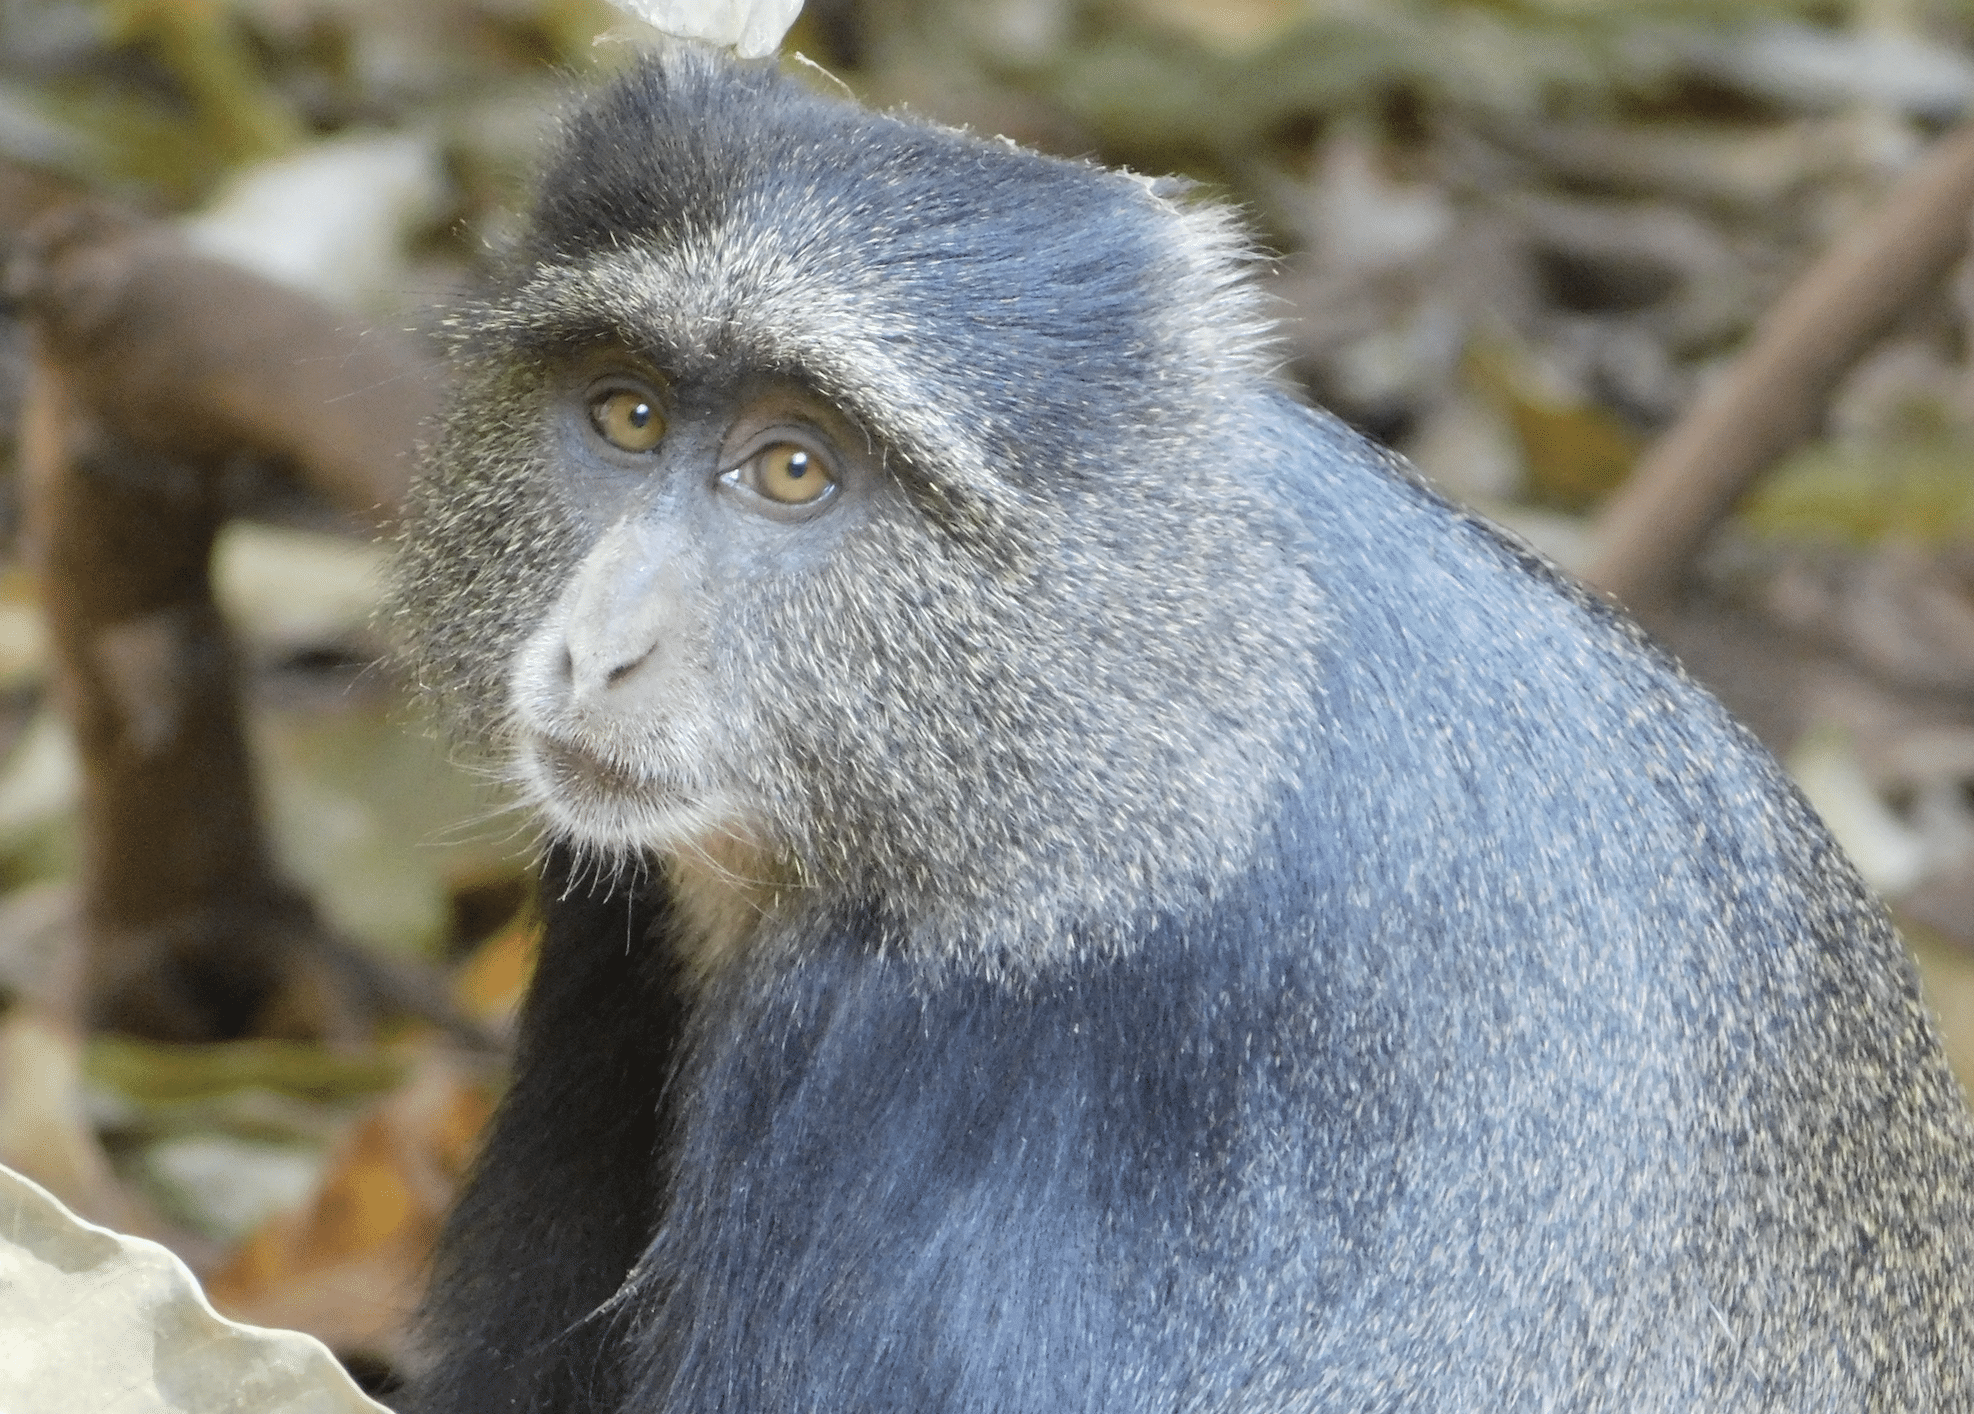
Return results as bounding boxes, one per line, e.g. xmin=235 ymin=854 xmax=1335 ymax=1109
xmin=1245 ymin=405 xmax=1974 ymax=1405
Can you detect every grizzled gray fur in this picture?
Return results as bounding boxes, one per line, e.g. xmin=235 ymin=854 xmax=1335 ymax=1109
xmin=389 ymin=43 xmax=1974 ymax=1414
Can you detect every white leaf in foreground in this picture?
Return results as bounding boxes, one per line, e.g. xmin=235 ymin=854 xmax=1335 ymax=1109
xmin=606 ymin=0 xmax=804 ymax=58
xmin=0 ymin=1162 xmax=388 ymax=1414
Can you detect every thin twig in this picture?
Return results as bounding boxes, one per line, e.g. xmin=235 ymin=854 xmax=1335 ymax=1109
xmin=1585 ymin=122 xmax=1974 ymax=618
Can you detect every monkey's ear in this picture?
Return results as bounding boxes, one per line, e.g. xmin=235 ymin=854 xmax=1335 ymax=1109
xmin=602 ymin=0 xmax=804 ymax=58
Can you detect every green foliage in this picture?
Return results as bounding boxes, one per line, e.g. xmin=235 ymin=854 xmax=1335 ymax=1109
xmin=88 ymin=1037 xmax=406 ymax=1106
xmin=1740 ymin=433 xmax=1974 ymax=546
xmin=1017 ymin=0 xmax=1921 ymax=166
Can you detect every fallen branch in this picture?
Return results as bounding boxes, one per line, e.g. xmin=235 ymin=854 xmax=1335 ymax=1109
xmin=7 ymin=202 xmax=431 ymax=527
xmin=1584 ymin=122 xmax=1974 ymax=618
xmin=8 ymin=200 xmax=443 ymax=1041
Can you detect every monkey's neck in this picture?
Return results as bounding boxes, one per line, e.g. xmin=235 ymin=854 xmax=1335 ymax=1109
xmin=663 ymin=835 xmax=789 ymax=987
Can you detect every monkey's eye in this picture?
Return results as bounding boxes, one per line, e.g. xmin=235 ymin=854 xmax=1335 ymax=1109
xmin=721 ymin=441 xmax=838 ymax=509
xmin=588 ymin=387 xmax=666 ymax=453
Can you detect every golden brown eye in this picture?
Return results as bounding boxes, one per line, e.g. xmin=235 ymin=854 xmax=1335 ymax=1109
xmin=747 ymin=442 xmax=835 ymax=505
xmin=588 ymin=387 xmax=666 ymax=453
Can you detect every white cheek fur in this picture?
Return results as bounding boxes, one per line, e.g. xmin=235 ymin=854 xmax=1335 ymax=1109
xmin=506 ymin=604 xmax=744 ymax=858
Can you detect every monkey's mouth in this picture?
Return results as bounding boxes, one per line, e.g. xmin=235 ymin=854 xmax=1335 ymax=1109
xmin=532 ymin=737 xmax=653 ymax=804
xmin=522 ymin=732 xmax=728 ymax=853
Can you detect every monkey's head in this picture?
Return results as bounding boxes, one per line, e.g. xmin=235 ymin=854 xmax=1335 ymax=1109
xmin=390 ymin=47 xmax=1322 ymax=975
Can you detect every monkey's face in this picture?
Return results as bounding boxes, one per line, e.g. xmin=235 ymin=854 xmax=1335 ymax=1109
xmin=504 ymin=354 xmax=886 ymax=862
xmin=390 ymin=49 xmax=1324 ymax=970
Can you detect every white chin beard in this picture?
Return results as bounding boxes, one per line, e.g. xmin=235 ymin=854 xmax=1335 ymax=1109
xmin=518 ymin=733 xmax=729 ymax=856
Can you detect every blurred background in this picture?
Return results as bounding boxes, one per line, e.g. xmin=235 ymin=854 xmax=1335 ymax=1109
xmin=3 ymin=0 xmax=1974 ymax=1397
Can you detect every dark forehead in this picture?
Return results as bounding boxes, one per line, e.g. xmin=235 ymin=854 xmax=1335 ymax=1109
xmin=501 ymin=49 xmax=1273 ymax=499
xmin=526 ymin=53 xmax=1144 ymax=273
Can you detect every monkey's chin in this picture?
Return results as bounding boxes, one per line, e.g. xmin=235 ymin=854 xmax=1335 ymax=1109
xmin=518 ymin=733 xmax=723 ymax=855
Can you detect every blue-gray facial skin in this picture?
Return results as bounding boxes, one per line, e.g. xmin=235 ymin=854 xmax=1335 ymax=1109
xmin=389 ymin=44 xmax=1974 ymax=1414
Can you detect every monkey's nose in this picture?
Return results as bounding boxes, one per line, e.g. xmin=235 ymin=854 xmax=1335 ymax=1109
xmin=556 ymin=517 xmax=683 ymax=703
xmin=554 ymin=643 xmax=650 ymax=689
xmin=604 ymin=648 xmax=654 ymax=687
xmin=563 ymin=620 xmax=666 ymax=701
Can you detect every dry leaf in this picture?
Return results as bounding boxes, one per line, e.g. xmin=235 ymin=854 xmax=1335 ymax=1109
xmin=1467 ymin=342 xmax=1642 ymax=511
xmin=207 ymin=1051 xmax=494 ymax=1357
xmin=452 ymin=907 xmax=542 ymax=1025
xmin=0 ymin=1162 xmax=385 ymax=1413
xmin=605 ymin=0 xmax=803 ymax=57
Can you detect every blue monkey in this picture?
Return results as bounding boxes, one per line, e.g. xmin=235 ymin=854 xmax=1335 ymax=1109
xmin=391 ymin=48 xmax=1974 ymax=1412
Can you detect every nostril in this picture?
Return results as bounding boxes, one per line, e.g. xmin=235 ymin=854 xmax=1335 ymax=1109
xmin=604 ymin=648 xmax=653 ymax=688
xmin=560 ymin=638 xmax=660 ymax=698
